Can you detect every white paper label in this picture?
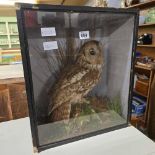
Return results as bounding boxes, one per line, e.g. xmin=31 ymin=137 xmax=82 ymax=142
xmin=41 ymin=27 xmax=56 ymax=37
xmin=79 ymin=31 xmax=90 ymax=40
xmin=43 ymin=41 xmax=58 ymax=51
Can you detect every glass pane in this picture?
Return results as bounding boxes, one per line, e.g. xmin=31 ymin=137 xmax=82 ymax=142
xmin=23 ymin=10 xmax=135 ymax=146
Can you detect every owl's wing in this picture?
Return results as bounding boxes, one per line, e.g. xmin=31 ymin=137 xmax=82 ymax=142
xmin=60 ymin=69 xmax=89 ymax=89
xmin=48 ymin=66 xmax=89 ymax=115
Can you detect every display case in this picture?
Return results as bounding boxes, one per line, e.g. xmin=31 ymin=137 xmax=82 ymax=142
xmin=16 ymin=3 xmax=139 ymax=152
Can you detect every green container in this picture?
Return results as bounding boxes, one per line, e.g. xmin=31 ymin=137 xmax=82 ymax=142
xmin=145 ymin=8 xmax=155 ymax=23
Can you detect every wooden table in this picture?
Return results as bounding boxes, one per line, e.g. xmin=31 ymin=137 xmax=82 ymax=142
xmin=0 ymin=64 xmax=24 ymax=83
xmin=0 ymin=64 xmax=28 ymax=122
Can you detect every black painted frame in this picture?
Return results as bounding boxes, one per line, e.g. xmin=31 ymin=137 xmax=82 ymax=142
xmin=16 ymin=3 xmax=139 ymax=152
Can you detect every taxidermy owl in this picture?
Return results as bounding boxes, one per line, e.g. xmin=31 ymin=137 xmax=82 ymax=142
xmin=48 ymin=40 xmax=104 ymax=122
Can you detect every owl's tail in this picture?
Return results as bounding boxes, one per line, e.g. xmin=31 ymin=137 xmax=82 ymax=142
xmin=49 ymin=103 xmax=71 ymax=122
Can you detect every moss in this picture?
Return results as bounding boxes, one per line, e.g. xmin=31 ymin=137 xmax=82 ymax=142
xmin=107 ymin=95 xmax=122 ymax=116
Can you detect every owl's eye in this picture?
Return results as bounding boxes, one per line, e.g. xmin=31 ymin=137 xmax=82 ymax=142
xmin=89 ymin=48 xmax=96 ymax=55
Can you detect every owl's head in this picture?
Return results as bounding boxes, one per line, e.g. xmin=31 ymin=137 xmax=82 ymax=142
xmin=77 ymin=40 xmax=103 ymax=69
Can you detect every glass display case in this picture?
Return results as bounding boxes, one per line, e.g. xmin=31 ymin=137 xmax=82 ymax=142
xmin=16 ymin=3 xmax=139 ymax=152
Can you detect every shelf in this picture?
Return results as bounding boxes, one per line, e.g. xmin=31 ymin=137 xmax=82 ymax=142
xmin=135 ymin=65 xmax=152 ymax=71
xmin=8 ymin=21 xmax=17 ymax=23
xmin=10 ymin=34 xmax=19 ymax=36
xmin=0 ymin=34 xmax=8 ymax=36
xmin=0 ymin=64 xmax=24 ymax=81
xmin=137 ymin=45 xmax=155 ymax=48
xmin=0 ymin=33 xmax=19 ymax=36
xmin=131 ymin=115 xmax=144 ymax=120
xmin=0 ymin=44 xmax=9 ymax=46
xmin=133 ymin=89 xmax=148 ymax=98
xmin=139 ymin=23 xmax=155 ymax=27
xmin=129 ymin=0 xmax=155 ymax=129
xmin=126 ymin=0 xmax=155 ymax=9
xmin=11 ymin=43 xmax=20 ymax=45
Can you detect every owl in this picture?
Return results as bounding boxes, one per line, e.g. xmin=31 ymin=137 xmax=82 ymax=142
xmin=48 ymin=40 xmax=104 ymax=122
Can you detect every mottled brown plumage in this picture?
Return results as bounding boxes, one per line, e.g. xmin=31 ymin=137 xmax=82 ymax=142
xmin=48 ymin=40 xmax=104 ymax=122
